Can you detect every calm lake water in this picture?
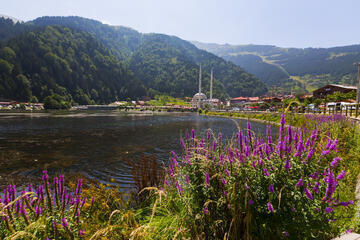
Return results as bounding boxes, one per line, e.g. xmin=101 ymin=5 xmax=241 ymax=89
xmin=0 ymin=111 xmax=278 ymax=188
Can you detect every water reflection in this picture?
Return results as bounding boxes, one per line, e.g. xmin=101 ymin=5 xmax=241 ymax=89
xmin=0 ymin=111 xmax=278 ymax=188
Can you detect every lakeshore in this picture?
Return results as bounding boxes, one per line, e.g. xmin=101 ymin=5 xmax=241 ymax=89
xmin=0 ymin=111 xmax=278 ymax=188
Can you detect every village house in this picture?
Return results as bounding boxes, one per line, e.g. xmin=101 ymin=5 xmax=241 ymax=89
xmin=313 ymin=84 xmax=356 ymax=98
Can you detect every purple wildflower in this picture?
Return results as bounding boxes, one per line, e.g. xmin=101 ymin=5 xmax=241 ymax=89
xmin=205 ymin=172 xmax=210 ymax=186
xmin=295 ymin=178 xmax=303 ymax=187
xmin=212 ymin=140 xmax=217 ymax=151
xmin=322 ymin=149 xmax=330 ymax=155
xmin=267 ymin=202 xmax=274 ymax=212
xmin=176 ymin=182 xmax=183 ymax=196
xmin=248 ymin=199 xmax=254 ymax=205
xmin=306 ymin=148 xmax=314 ymax=161
xmin=337 ymin=171 xmax=346 ymax=180
xmin=325 ymin=207 xmax=334 ymax=213
xmin=185 ymin=175 xmax=190 ymax=184
xmin=35 ymin=206 xmax=42 ymax=217
xmin=180 ymin=138 xmax=185 ymax=149
xmin=324 ymin=170 xmax=337 ymax=200
xmin=263 ymin=168 xmax=269 ymax=177
xmin=330 ymin=157 xmax=341 ymax=168
xmin=62 ymin=217 xmax=69 ymax=228
xmin=284 ymin=159 xmax=291 ymax=171
xmin=304 ymin=188 xmax=314 ymax=200
xmin=269 ymin=184 xmax=274 ymax=193
xmin=42 ymin=170 xmax=49 ymax=181
xmin=204 ymin=206 xmax=209 ymax=215
xmin=221 ymin=178 xmax=227 ymax=185
xmin=207 ymin=131 xmax=211 ymax=140
xmin=313 ymin=182 xmax=320 ymax=194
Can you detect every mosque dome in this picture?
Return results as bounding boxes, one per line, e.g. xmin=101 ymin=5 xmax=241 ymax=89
xmin=192 ymin=92 xmax=207 ymax=100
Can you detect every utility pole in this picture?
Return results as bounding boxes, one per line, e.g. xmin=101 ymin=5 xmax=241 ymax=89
xmin=199 ymin=64 xmax=202 ymax=94
xmin=210 ymin=68 xmax=213 ymax=100
xmin=355 ymin=63 xmax=360 ymax=104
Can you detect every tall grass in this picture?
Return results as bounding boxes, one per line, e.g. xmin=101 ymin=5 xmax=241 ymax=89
xmin=1 ymin=113 xmax=359 ymax=239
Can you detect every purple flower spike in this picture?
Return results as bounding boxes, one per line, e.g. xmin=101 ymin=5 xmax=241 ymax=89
xmin=212 ymin=140 xmax=217 ymax=151
xmin=185 ymin=175 xmax=190 ymax=184
xmin=280 ymin=114 xmax=285 ymax=125
xmin=313 ymin=182 xmax=320 ymax=194
xmin=337 ymin=171 xmax=346 ymax=180
xmin=80 ymin=230 xmax=85 ymax=236
xmin=42 ymin=170 xmax=49 ymax=181
xmin=248 ymin=199 xmax=254 ymax=205
xmin=324 ymin=170 xmax=337 ymax=200
xmin=263 ymin=168 xmax=270 ymax=177
xmin=176 ymin=182 xmax=183 ymax=196
xmin=207 ymin=131 xmax=211 ymax=140
xmin=221 ymin=178 xmax=227 ymax=185
xmin=269 ymin=184 xmax=274 ymax=193
xmin=325 ymin=207 xmax=334 ymax=213
xmin=204 ymin=206 xmax=209 ymax=215
xmin=304 ymin=188 xmax=313 ymax=200
xmin=205 ymin=172 xmax=210 ymax=186
xmin=267 ymin=202 xmax=274 ymax=212
xmin=180 ymin=138 xmax=185 ymax=149
xmin=330 ymin=157 xmax=341 ymax=168
xmin=284 ymin=159 xmax=291 ymax=171
xmin=295 ymin=178 xmax=303 ymax=187
xmin=191 ymin=129 xmax=195 ymax=139
xmin=62 ymin=217 xmax=69 ymax=228
xmin=306 ymin=148 xmax=314 ymax=161
xmin=35 ymin=206 xmax=42 ymax=217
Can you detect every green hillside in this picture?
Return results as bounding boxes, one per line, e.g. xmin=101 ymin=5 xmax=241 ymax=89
xmin=30 ymin=16 xmax=267 ymax=97
xmin=0 ymin=24 xmax=145 ymax=104
xmin=0 ymin=16 xmax=268 ymax=102
xmin=193 ymin=41 xmax=360 ymax=93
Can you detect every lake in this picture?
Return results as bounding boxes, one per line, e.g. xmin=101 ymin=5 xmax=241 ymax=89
xmin=0 ymin=111 xmax=278 ymax=188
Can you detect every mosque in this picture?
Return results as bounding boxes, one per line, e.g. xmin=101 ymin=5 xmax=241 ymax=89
xmin=190 ymin=65 xmax=215 ymax=109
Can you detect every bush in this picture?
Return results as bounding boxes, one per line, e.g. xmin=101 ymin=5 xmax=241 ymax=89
xmin=144 ymin=115 xmax=353 ymax=239
xmin=44 ymin=94 xmax=71 ymax=110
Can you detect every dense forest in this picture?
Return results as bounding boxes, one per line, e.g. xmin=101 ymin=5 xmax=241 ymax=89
xmin=31 ymin=16 xmax=267 ymax=97
xmin=0 ymin=16 xmax=267 ymax=103
xmin=193 ymin=41 xmax=360 ymax=93
xmin=0 ymin=24 xmax=145 ymax=104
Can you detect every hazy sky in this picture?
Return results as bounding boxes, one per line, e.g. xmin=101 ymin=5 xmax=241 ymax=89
xmin=3 ymin=0 xmax=360 ymax=48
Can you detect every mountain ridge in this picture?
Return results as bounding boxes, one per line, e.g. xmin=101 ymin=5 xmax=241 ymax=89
xmin=193 ymin=41 xmax=360 ymax=93
xmin=0 ymin=16 xmax=267 ymax=104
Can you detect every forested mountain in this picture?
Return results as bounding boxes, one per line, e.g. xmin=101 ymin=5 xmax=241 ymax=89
xmin=193 ymin=41 xmax=360 ymax=93
xmin=0 ymin=14 xmax=23 ymax=23
xmin=0 ymin=24 xmax=146 ymax=103
xmin=31 ymin=16 xmax=142 ymax=61
xmin=0 ymin=16 xmax=267 ymax=102
xmin=30 ymin=16 xmax=266 ymax=97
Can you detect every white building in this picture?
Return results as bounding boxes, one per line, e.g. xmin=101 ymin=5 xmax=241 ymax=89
xmin=190 ymin=66 xmax=216 ymax=109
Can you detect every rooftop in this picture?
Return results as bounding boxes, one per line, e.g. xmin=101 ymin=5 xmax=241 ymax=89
xmin=319 ymin=84 xmax=357 ymax=90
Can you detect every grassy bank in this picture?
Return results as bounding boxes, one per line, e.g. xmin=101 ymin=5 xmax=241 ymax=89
xmin=1 ymin=113 xmax=359 ymax=239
